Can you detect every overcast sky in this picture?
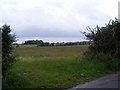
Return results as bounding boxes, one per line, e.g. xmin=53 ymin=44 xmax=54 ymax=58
xmin=0 ymin=0 xmax=119 ymax=43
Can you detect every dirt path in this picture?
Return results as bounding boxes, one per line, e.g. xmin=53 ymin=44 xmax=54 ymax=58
xmin=68 ymin=72 xmax=119 ymax=89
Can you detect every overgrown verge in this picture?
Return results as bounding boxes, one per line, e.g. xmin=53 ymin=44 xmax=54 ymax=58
xmin=81 ymin=19 xmax=120 ymax=72
xmin=3 ymin=70 xmax=31 ymax=88
xmin=81 ymin=51 xmax=120 ymax=72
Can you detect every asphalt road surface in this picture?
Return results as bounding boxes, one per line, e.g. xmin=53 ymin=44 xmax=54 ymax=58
xmin=68 ymin=72 xmax=119 ymax=90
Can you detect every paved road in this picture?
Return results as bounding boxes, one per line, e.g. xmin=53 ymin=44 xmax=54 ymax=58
xmin=68 ymin=73 xmax=119 ymax=90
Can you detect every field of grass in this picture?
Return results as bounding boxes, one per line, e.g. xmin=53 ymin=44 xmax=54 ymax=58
xmin=7 ymin=45 xmax=118 ymax=88
xmin=14 ymin=45 xmax=88 ymax=57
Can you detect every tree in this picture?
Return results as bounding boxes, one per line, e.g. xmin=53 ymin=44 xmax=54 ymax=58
xmin=81 ymin=19 xmax=120 ymax=57
xmin=37 ymin=40 xmax=43 ymax=46
xmin=1 ymin=24 xmax=16 ymax=75
xmin=43 ymin=42 xmax=50 ymax=46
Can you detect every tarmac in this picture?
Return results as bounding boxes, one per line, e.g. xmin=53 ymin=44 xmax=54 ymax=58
xmin=68 ymin=72 xmax=119 ymax=90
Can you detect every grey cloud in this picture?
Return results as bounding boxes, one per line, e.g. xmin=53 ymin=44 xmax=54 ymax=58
xmin=0 ymin=0 xmax=118 ymax=42
xmin=16 ymin=27 xmax=84 ymax=38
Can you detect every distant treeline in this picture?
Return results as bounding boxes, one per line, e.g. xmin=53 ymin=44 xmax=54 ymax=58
xmin=14 ymin=40 xmax=92 ymax=46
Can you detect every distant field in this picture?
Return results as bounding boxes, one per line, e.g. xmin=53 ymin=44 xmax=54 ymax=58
xmin=11 ymin=45 xmax=113 ymax=88
xmin=14 ymin=45 xmax=88 ymax=57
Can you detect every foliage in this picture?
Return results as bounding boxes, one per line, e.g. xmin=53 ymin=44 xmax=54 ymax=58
xmin=81 ymin=51 xmax=120 ymax=71
xmin=3 ymin=70 xmax=31 ymax=88
xmin=1 ymin=24 xmax=16 ymax=75
xmin=82 ymin=19 xmax=120 ymax=58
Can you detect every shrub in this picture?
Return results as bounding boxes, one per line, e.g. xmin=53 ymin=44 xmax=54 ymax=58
xmin=1 ymin=24 xmax=16 ymax=76
xmin=82 ymin=19 xmax=120 ymax=58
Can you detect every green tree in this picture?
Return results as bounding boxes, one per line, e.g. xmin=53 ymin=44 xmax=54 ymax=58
xmin=37 ymin=40 xmax=43 ymax=46
xmin=1 ymin=24 xmax=16 ymax=76
xmin=82 ymin=19 xmax=120 ymax=57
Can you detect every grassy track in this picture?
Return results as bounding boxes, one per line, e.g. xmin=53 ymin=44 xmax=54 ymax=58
xmin=11 ymin=45 xmax=116 ymax=88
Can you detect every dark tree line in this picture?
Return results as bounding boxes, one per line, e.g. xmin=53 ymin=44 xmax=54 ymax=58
xmin=82 ymin=19 xmax=120 ymax=58
xmin=23 ymin=40 xmax=91 ymax=46
xmin=23 ymin=40 xmax=43 ymax=46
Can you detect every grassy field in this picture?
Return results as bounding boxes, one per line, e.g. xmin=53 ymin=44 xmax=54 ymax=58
xmin=8 ymin=45 xmax=117 ymax=88
xmin=14 ymin=45 xmax=88 ymax=57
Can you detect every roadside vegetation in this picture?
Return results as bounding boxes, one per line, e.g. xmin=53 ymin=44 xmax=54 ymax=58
xmin=81 ymin=19 xmax=120 ymax=71
xmin=1 ymin=25 xmax=29 ymax=88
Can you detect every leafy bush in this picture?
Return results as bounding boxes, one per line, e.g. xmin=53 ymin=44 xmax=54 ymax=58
xmin=82 ymin=19 xmax=120 ymax=58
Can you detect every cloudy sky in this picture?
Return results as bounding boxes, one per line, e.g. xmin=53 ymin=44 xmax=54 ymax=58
xmin=0 ymin=0 xmax=119 ymax=43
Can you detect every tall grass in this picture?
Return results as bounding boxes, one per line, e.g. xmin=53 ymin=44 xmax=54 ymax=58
xmin=80 ymin=51 xmax=120 ymax=71
xmin=3 ymin=70 xmax=31 ymax=88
